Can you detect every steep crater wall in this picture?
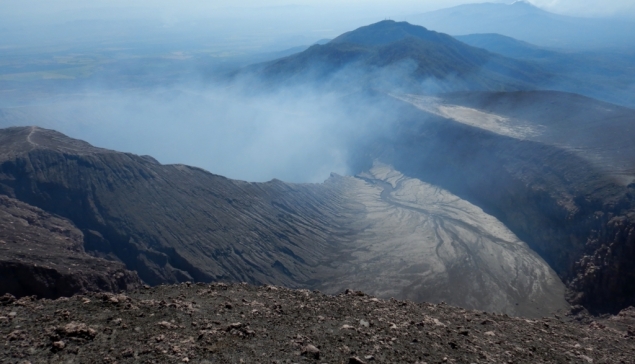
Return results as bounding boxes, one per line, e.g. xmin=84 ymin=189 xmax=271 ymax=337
xmin=0 ymin=127 xmax=352 ymax=290
xmin=0 ymin=127 xmax=570 ymax=316
xmin=353 ymin=100 xmax=635 ymax=313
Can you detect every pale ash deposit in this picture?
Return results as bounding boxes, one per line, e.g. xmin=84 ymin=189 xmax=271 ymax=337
xmin=317 ymin=163 xmax=568 ymax=317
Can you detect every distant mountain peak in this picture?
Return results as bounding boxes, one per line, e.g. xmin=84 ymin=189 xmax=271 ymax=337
xmin=510 ymin=1 xmax=542 ymax=10
xmin=406 ymin=0 xmax=635 ymax=50
xmin=248 ymin=19 xmax=552 ymax=93
xmin=330 ymin=20 xmax=450 ymax=47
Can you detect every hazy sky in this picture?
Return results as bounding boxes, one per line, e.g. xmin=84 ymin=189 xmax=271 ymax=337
xmin=528 ymin=0 xmax=635 ymax=17
xmin=2 ymin=0 xmax=634 ymax=25
xmin=2 ymin=0 xmax=632 ymax=52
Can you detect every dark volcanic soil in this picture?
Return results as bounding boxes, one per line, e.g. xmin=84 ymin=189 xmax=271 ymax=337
xmin=2 ymin=284 xmax=634 ymax=364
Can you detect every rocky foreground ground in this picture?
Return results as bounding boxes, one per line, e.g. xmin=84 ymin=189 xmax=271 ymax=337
xmin=1 ymin=284 xmax=635 ymax=364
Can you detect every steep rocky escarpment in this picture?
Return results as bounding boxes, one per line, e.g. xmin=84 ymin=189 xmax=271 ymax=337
xmin=569 ymin=208 xmax=635 ymax=313
xmin=368 ymin=91 xmax=635 ymax=313
xmin=0 ymin=195 xmax=140 ymax=299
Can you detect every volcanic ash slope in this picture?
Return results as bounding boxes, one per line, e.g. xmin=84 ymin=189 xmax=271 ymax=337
xmin=319 ymin=163 xmax=568 ymax=317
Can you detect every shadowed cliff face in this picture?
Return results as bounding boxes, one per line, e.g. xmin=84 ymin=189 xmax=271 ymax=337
xmin=0 ymin=126 xmax=568 ymax=317
xmin=0 ymin=195 xmax=140 ymax=298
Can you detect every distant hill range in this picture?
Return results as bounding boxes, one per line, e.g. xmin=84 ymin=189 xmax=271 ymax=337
xmin=455 ymin=33 xmax=558 ymax=60
xmin=406 ymin=1 xmax=635 ymax=50
xmin=454 ymin=33 xmax=635 ymax=108
xmin=245 ymin=20 xmax=551 ymax=92
xmin=241 ymin=20 xmax=635 ymax=108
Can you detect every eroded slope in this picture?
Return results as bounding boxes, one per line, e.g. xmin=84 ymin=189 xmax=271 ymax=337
xmin=437 ymin=91 xmax=635 ymax=185
xmin=317 ymin=164 xmax=567 ymax=317
xmin=0 ymin=127 xmax=352 ymax=288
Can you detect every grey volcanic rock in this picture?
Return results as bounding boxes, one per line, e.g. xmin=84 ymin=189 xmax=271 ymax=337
xmin=0 ymin=126 xmax=569 ymax=316
xmin=1 ymin=283 xmax=633 ymax=363
xmin=0 ymin=194 xmax=140 ymax=298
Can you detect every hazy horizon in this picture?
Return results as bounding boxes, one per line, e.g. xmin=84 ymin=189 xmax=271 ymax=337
xmin=2 ymin=1 xmax=634 ymax=50
xmin=1 ymin=0 xmax=635 ymax=183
